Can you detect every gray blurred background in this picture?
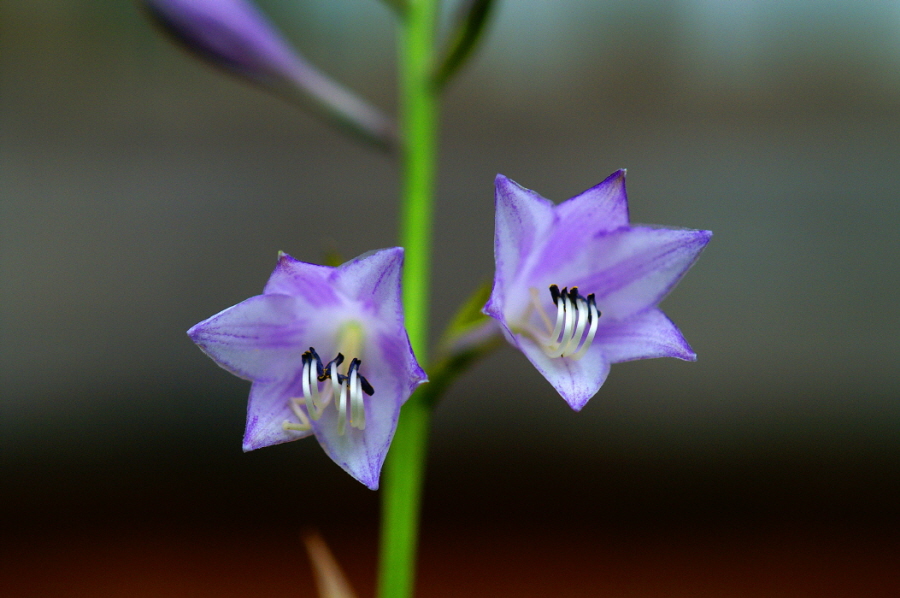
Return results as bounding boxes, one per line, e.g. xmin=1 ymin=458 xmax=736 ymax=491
xmin=3 ymin=0 xmax=899 ymax=593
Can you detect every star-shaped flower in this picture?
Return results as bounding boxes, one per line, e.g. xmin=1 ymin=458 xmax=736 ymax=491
xmin=484 ymin=171 xmax=711 ymax=410
xmin=188 ymin=248 xmax=427 ymax=489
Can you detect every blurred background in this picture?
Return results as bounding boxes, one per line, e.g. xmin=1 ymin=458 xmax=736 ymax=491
xmin=3 ymin=0 xmax=899 ymax=595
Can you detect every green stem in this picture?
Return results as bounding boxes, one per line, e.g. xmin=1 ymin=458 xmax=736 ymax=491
xmin=378 ymin=2 xmax=439 ymax=598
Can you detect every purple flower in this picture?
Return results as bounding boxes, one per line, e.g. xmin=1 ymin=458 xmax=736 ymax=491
xmin=143 ymin=0 xmax=395 ymax=148
xmin=484 ymin=171 xmax=711 ymax=411
xmin=188 ymin=248 xmax=427 ymax=489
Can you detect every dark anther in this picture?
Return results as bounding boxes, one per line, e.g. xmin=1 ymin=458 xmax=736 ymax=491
xmin=319 ymin=353 xmax=345 ymax=381
xmin=549 ymin=284 xmax=561 ymax=305
xmin=306 ymin=347 xmax=324 ymax=378
xmin=549 ymin=285 xmax=599 ymax=318
xmin=348 ymin=358 xmax=375 ymax=395
xmin=359 ymin=375 xmax=375 ymax=396
xmin=587 ymin=293 xmax=599 ymax=322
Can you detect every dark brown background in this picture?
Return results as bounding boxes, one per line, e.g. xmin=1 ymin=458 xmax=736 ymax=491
xmin=3 ymin=1 xmax=898 ymax=595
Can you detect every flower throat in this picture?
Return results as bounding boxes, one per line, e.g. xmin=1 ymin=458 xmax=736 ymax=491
xmin=531 ymin=284 xmax=601 ymax=359
xmin=282 ymin=322 xmax=374 ymax=436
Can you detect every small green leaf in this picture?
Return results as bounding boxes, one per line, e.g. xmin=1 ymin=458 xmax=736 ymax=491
xmin=445 ymin=280 xmax=492 ymax=338
xmin=432 ymin=0 xmax=497 ymax=91
xmin=436 ymin=280 xmax=501 ymax=363
xmin=427 ymin=281 xmax=503 ymax=408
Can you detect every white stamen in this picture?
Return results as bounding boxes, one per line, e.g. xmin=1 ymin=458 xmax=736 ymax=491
xmin=563 ymin=294 xmax=577 ymax=350
xmin=541 ymin=288 xmax=601 ymax=360
xmin=570 ymin=299 xmax=600 ymax=360
xmin=561 ymin=298 xmax=588 ymax=356
xmin=350 ymin=366 xmax=365 ymax=430
xmin=287 ymin=346 xmax=372 ymax=435
xmin=333 ymin=366 xmax=346 ymax=436
xmin=550 ymin=294 xmax=566 ymax=345
xmin=546 ymin=293 xmax=576 ymax=357
xmin=302 ymin=358 xmax=320 ymax=420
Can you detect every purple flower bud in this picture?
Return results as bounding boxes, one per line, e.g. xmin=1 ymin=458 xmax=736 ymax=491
xmin=144 ymin=0 xmax=396 ymax=148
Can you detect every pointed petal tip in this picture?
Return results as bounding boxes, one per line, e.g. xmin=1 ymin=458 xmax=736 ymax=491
xmin=337 ymin=457 xmax=381 ymax=490
xmin=597 ymin=169 xmax=627 ymax=193
xmin=414 ymin=366 xmax=430 ymax=387
xmin=494 ymin=174 xmax=531 ymax=193
xmin=276 ymin=250 xmax=298 ymax=264
xmin=343 ymin=246 xmax=404 ymax=267
xmin=677 ymin=338 xmax=699 ymax=362
xmin=384 ymin=245 xmax=405 ymax=259
xmin=494 ymin=173 xmax=515 ymax=192
xmin=558 ymin=384 xmax=598 ymax=412
xmin=186 ymin=316 xmax=214 ymax=345
xmin=241 ymin=423 xmax=261 ymax=452
xmin=689 ymin=228 xmax=713 ymax=256
xmin=566 ymin=397 xmax=590 ymax=412
xmin=482 ymin=296 xmax=498 ymax=319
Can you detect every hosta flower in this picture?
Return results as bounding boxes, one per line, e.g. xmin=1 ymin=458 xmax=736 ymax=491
xmin=484 ymin=171 xmax=711 ymax=410
xmin=188 ymin=248 xmax=427 ymax=489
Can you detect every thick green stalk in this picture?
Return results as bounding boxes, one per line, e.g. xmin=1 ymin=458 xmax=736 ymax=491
xmin=378 ymin=1 xmax=439 ymax=598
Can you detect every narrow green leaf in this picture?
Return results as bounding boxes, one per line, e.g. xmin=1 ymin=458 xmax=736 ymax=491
xmin=432 ymin=0 xmax=497 ymax=90
xmin=443 ymin=280 xmax=493 ymax=340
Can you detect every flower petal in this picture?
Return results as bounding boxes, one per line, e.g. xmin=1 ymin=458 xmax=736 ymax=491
xmin=187 ymin=293 xmax=306 ymax=381
xmin=333 ymin=247 xmax=406 ymax=323
xmin=311 ymin=329 xmax=426 ymax=490
xmin=556 ymin=169 xmax=630 ymax=233
xmin=599 ymin=307 xmax=696 ymax=363
xmin=508 ymin=330 xmax=611 ymax=411
xmin=485 ymin=175 xmax=555 ymax=319
xmin=264 ymin=252 xmax=340 ymax=308
xmin=289 ymin=248 xmax=425 ymax=489
xmin=571 ymin=227 xmax=711 ymax=321
xmin=243 ymin=376 xmax=313 ymax=451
